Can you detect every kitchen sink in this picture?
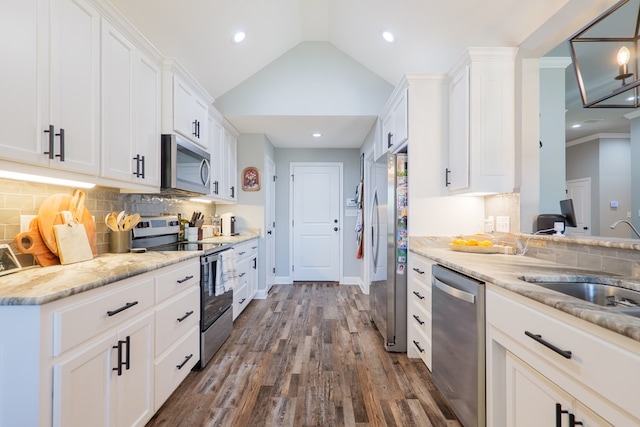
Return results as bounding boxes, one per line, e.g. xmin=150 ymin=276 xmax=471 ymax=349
xmin=519 ymin=277 xmax=640 ymax=317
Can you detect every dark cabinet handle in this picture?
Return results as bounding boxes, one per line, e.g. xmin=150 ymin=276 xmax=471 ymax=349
xmin=413 ymin=314 xmax=425 ymax=325
xmin=239 ymin=298 xmax=246 ymax=304
xmin=213 ymin=181 xmax=219 ymax=195
xmin=238 ymin=251 xmax=246 ymax=255
xmin=107 ymin=301 xmax=139 ymax=317
xmin=140 ymin=155 xmax=145 ymax=178
xmin=569 ymin=414 xmax=584 ymax=426
xmin=412 ymin=291 xmax=425 ymax=300
xmin=55 ymin=128 xmax=65 ymax=161
xmin=231 ymin=186 xmax=235 ymax=198
xmin=412 ymin=267 xmax=425 ymax=275
xmin=387 ymin=132 xmax=393 ymax=148
xmin=176 ymin=353 xmax=193 ymax=370
xmin=556 ymin=403 xmax=569 ymax=427
xmin=192 ymin=120 xmax=198 ymax=137
xmin=177 ymin=310 xmax=194 ymax=322
xmin=412 ymin=340 xmax=425 ymax=353
xmin=112 ymin=335 xmax=130 ymax=376
xmin=239 ymin=272 xmax=246 ymax=278
xmin=43 ymin=125 xmax=55 ymax=159
xmin=525 ymin=331 xmax=572 ymax=359
xmin=133 ymin=154 xmax=141 ymax=177
xmin=252 ymin=258 xmax=257 ymax=269
xmin=177 ymin=275 xmax=194 ymax=284
xmin=445 ymin=168 xmax=451 ymax=187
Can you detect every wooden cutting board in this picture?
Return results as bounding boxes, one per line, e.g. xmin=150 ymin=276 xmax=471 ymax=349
xmin=13 ymin=218 xmax=60 ymax=266
xmin=54 ymin=221 xmax=93 ymax=265
xmin=37 ymin=190 xmax=97 ymax=256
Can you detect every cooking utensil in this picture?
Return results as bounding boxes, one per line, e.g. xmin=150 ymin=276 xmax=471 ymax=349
xmin=13 ymin=218 xmax=60 ymax=266
xmin=128 ymin=213 xmax=141 ymax=230
xmin=37 ymin=190 xmax=98 ymax=256
xmin=116 ymin=211 xmax=126 ymax=230
xmin=105 ymin=212 xmax=119 ymax=232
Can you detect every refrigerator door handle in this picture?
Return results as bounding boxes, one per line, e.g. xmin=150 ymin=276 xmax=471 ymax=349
xmin=371 ymin=189 xmax=379 ymax=272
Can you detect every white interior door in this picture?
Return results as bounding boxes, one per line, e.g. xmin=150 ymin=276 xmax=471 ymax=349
xmin=265 ymin=157 xmax=276 ymax=291
xmin=291 ymin=163 xmax=341 ymax=281
xmin=566 ymin=178 xmax=591 ymax=236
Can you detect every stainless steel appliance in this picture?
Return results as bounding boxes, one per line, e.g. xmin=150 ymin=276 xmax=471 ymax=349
xmin=161 ymin=134 xmax=211 ymax=196
xmin=432 ymin=264 xmax=485 ymax=427
xmin=220 ymin=212 xmax=237 ymax=236
xmin=370 ymin=152 xmax=408 ymax=352
xmin=131 ymin=216 xmax=233 ymax=370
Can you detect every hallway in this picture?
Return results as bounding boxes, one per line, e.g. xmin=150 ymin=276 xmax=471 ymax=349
xmin=147 ymin=283 xmax=460 ymax=426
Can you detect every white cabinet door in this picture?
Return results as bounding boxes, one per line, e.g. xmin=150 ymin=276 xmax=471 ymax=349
xmin=506 ymin=351 xmax=573 ymax=427
xmin=115 ymin=312 xmax=154 ymax=427
xmin=0 ymin=0 xmax=100 ymax=175
xmin=172 ymin=75 xmax=208 ymax=148
xmin=53 ymin=334 xmax=114 ymax=427
xmin=0 ymin=0 xmax=49 ymax=167
xmin=101 ymin=20 xmax=160 ymax=189
xmin=391 ymin=88 xmax=408 ymax=147
xmin=101 ymin=19 xmax=135 ymax=183
xmin=209 ymin=117 xmax=225 ymax=197
xmin=48 ymin=0 xmax=101 ymax=175
xmin=447 ymin=65 xmax=470 ymax=191
xmin=225 ymin=130 xmax=238 ymax=201
xmin=133 ymin=53 xmax=161 ymax=187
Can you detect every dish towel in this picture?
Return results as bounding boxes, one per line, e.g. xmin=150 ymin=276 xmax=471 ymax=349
xmin=219 ymin=248 xmax=238 ymax=295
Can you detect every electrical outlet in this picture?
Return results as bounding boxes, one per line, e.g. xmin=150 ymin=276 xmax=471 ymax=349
xmin=484 ymin=216 xmax=495 ymax=233
xmin=496 ymin=216 xmax=510 ymax=232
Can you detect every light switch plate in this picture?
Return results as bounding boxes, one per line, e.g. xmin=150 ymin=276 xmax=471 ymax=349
xmin=496 ymin=216 xmax=510 ymax=232
xmin=20 ymin=215 xmax=37 ymax=233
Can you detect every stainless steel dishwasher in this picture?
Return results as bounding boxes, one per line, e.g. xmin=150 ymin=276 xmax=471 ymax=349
xmin=432 ymin=264 xmax=485 ymax=427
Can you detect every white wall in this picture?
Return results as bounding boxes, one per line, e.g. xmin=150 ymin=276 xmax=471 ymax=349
xmin=214 ymin=41 xmax=394 ymax=116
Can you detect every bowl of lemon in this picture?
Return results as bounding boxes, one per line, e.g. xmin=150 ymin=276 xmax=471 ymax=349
xmin=449 ymin=235 xmax=502 ymax=253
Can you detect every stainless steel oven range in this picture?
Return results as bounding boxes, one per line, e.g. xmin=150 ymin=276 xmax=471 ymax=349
xmin=131 ymin=216 xmax=233 ymax=369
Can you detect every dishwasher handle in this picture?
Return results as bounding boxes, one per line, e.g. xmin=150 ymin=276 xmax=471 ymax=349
xmin=433 ymin=277 xmax=476 ymax=304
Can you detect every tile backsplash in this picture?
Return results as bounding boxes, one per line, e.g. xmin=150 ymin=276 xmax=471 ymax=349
xmin=0 ymin=178 xmax=214 ymax=265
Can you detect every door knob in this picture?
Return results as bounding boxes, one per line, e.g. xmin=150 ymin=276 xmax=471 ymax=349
xmin=267 ymin=230 xmax=272 ymax=235
xmin=583 ymin=226 xmax=589 ymax=230
xmin=334 ymin=219 xmax=338 ymax=223
xmin=334 ymin=227 xmax=338 ymax=231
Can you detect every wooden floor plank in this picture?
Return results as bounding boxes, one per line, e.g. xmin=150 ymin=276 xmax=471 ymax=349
xmin=146 ymin=283 xmax=460 ymax=427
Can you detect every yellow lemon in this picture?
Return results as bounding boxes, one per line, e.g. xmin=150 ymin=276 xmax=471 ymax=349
xmin=478 ymin=240 xmax=493 ymax=247
xmin=467 ymin=238 xmax=478 ymax=246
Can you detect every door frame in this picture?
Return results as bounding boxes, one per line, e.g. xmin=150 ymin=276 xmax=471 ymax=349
xmin=566 ymin=177 xmax=592 ymax=236
xmin=262 ymin=156 xmax=276 ymax=296
xmin=289 ymin=162 xmax=343 ymax=283
xmin=362 ymin=149 xmax=374 ymax=294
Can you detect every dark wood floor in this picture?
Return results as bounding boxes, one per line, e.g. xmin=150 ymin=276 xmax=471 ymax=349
xmin=146 ymin=283 xmax=460 ymax=427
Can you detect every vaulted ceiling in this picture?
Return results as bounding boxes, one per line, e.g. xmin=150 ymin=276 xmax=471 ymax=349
xmin=110 ymin=0 xmax=623 ymax=147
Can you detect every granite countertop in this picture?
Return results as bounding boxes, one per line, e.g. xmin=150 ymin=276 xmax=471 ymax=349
xmin=410 ymin=237 xmax=640 ymax=343
xmin=0 ymin=233 xmax=259 ymax=306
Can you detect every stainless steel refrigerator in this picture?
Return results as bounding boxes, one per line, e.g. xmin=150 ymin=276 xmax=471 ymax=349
xmin=370 ymin=152 xmax=408 ymax=352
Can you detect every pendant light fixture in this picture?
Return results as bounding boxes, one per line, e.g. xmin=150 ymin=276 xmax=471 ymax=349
xmin=569 ymin=0 xmax=640 ymax=108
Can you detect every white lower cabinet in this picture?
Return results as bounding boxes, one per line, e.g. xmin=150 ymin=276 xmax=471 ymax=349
xmin=232 ymin=239 xmax=258 ymax=320
xmin=487 ymin=285 xmax=640 ymax=426
xmin=505 ymin=351 xmax=611 ymax=427
xmin=0 ymin=257 xmax=200 ymax=427
xmin=53 ymin=309 xmax=154 ymax=427
xmin=406 ymin=252 xmax=435 ymax=369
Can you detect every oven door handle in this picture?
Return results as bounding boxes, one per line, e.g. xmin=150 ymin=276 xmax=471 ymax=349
xmin=433 ymin=277 xmax=476 ymax=304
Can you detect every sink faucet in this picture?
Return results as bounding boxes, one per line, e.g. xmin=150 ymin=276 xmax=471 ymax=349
xmin=610 ymin=220 xmax=640 ymax=239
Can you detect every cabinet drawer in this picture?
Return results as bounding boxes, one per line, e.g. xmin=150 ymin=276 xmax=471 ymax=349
xmin=488 ymin=289 xmax=640 ymax=421
xmin=408 ymin=254 xmax=434 ymax=287
xmin=53 ymin=276 xmax=154 ymax=356
xmin=155 ymin=258 xmax=200 ymax=303
xmin=408 ymin=321 xmax=432 ymax=369
xmin=154 ymin=326 xmax=199 ymax=409
xmin=234 ymin=240 xmax=257 ymax=262
xmin=408 ymin=277 xmax=431 ymax=314
xmin=408 ymin=298 xmax=432 ymax=339
xmin=155 ymin=286 xmax=200 ymax=356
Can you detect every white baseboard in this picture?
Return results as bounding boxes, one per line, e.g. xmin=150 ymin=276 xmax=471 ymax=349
xmin=254 ymin=289 xmax=268 ymax=299
xmin=340 ymin=276 xmax=361 ymax=286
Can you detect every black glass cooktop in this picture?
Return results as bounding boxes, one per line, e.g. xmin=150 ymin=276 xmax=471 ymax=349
xmin=147 ymin=241 xmax=231 ymax=255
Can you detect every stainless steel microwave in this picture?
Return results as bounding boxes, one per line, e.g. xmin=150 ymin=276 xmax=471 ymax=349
xmin=161 ymin=134 xmax=211 ymax=196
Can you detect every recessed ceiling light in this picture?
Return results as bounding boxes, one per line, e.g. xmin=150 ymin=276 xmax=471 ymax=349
xmin=571 ymin=124 xmax=581 ymax=128
xmin=312 ymin=133 xmax=322 ymax=138
xmin=232 ymin=31 xmax=246 ymax=44
xmin=381 ymin=30 xmax=395 ymax=43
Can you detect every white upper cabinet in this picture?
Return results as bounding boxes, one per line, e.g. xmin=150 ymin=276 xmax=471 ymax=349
xmin=163 ymin=63 xmax=211 ymax=149
xmin=377 ymin=87 xmax=408 ymax=159
xmin=101 ymin=18 xmax=161 ymax=189
xmin=208 ymin=108 xmax=238 ymax=203
xmin=445 ymin=48 xmax=517 ymax=195
xmin=0 ymin=0 xmax=100 ymax=175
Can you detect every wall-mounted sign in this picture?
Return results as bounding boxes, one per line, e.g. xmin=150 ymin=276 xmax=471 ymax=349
xmin=242 ymin=167 xmax=260 ymax=192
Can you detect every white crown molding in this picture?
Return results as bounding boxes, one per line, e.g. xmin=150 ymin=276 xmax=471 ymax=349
xmin=566 ymin=132 xmax=630 ymax=146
